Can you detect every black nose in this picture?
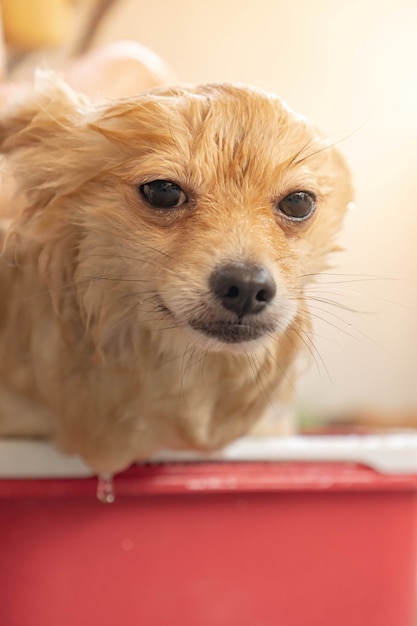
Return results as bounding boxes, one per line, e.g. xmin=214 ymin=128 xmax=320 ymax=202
xmin=209 ymin=263 xmax=276 ymax=317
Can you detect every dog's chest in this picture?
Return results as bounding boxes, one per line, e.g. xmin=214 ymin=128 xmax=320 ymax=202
xmin=115 ymin=350 xmax=272 ymax=453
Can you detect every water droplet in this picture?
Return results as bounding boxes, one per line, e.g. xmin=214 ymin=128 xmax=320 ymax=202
xmin=97 ymin=473 xmax=115 ymax=504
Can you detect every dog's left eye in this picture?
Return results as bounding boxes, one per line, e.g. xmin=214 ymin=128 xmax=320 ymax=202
xmin=276 ymin=191 xmax=316 ymax=221
xmin=139 ymin=180 xmax=187 ymax=209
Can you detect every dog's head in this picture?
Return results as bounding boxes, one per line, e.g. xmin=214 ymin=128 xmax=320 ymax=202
xmin=0 ymin=74 xmax=353 ymax=359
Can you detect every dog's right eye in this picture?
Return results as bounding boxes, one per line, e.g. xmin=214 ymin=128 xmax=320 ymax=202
xmin=139 ymin=180 xmax=187 ymax=209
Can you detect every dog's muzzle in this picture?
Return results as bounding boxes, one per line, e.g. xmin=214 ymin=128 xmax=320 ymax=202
xmin=190 ymin=262 xmax=277 ymax=343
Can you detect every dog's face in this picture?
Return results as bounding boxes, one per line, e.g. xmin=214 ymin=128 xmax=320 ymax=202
xmin=0 ymin=77 xmax=353 ymax=359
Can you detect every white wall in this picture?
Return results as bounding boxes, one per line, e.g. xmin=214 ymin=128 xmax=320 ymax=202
xmin=94 ymin=0 xmax=417 ymax=413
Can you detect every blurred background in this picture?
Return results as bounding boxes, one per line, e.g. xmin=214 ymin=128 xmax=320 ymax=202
xmin=2 ymin=0 xmax=417 ymax=426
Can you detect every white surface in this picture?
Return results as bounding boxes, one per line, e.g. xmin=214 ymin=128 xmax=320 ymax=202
xmin=0 ymin=440 xmax=92 ymax=478
xmin=2 ymin=434 xmax=417 ymax=477
xmin=153 ymin=434 xmax=417 ymax=474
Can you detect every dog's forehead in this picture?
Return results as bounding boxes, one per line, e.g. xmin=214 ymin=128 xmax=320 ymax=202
xmin=145 ymin=84 xmax=315 ymax=169
xmin=92 ymin=84 xmax=321 ymax=190
xmin=162 ymin=83 xmax=306 ymax=137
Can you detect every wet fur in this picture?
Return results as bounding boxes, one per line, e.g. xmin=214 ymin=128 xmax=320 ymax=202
xmin=0 ymin=75 xmax=353 ymax=473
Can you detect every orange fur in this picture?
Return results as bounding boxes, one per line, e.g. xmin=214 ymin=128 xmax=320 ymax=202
xmin=0 ymin=73 xmax=353 ymax=473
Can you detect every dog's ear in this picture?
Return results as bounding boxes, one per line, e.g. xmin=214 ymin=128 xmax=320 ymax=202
xmin=0 ymin=72 xmax=86 ymax=145
xmin=0 ymin=73 xmax=97 ymax=338
xmin=0 ymin=71 xmax=100 ymax=208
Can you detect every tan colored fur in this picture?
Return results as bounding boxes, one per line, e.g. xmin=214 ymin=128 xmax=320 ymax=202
xmin=0 ymin=74 xmax=352 ymax=473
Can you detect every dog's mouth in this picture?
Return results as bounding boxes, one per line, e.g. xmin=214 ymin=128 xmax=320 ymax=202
xmin=157 ymin=298 xmax=276 ymax=345
xmin=188 ymin=319 xmax=275 ymax=343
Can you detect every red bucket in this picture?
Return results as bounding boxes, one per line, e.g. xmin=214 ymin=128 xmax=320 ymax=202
xmin=0 ymin=436 xmax=416 ymax=626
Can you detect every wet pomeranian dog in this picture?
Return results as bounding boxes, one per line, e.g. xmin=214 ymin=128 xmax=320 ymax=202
xmin=0 ymin=74 xmax=352 ymax=474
